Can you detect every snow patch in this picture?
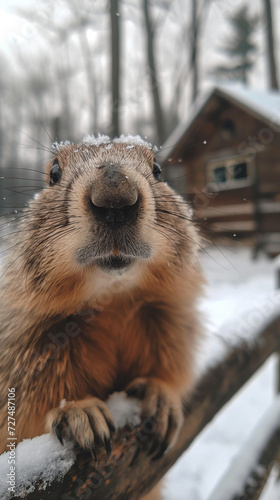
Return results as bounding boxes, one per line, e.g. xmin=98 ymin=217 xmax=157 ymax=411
xmin=59 ymin=398 xmax=67 ymax=408
xmin=269 ymin=480 xmax=280 ymax=500
xmin=113 ymin=134 xmax=155 ymax=150
xmin=107 ymin=391 xmax=141 ymax=430
xmin=33 ymin=192 xmax=40 ymax=200
xmin=207 ymin=396 xmax=280 ymax=500
xmin=82 ymin=133 xmax=111 ymax=146
xmin=196 ymin=246 xmax=279 ymax=375
xmin=0 ymin=434 xmax=75 ymax=499
xmin=0 ymin=393 xmax=141 ymax=499
xmin=51 ymin=134 xmax=155 ymax=153
xmin=51 ymin=140 xmax=71 ymax=153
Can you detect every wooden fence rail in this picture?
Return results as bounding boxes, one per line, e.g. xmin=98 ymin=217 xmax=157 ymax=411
xmin=7 ymin=315 xmax=280 ymax=500
xmin=208 ymin=397 xmax=280 ymax=500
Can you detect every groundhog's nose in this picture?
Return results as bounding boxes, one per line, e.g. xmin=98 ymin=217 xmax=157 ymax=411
xmin=89 ymin=167 xmax=140 ymax=225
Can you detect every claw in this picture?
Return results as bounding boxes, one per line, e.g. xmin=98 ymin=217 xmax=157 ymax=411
xmin=147 ymin=438 xmax=160 ymax=456
xmin=152 ymin=440 xmax=168 ymax=461
xmin=104 ymin=436 xmax=112 ymax=456
xmin=129 ymin=444 xmax=140 ymax=467
xmin=107 ymin=419 xmax=116 ymax=436
xmin=53 ymin=421 xmax=64 ymax=446
xmin=91 ymin=445 xmax=97 ymax=461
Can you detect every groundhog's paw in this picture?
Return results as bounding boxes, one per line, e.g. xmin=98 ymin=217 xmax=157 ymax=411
xmin=45 ymin=397 xmax=115 ymax=459
xmin=126 ymin=377 xmax=183 ymax=460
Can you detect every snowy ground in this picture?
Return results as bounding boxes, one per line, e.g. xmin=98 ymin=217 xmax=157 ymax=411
xmin=163 ymin=246 xmax=280 ymax=500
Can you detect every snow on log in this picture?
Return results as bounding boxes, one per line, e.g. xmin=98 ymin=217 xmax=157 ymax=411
xmin=1 ymin=315 xmax=280 ymax=500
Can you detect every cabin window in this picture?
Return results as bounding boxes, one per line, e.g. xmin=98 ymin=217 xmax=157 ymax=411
xmin=233 ymin=162 xmax=247 ymax=180
xmin=207 ymin=155 xmax=254 ymax=190
xmin=213 ymin=166 xmax=227 ymax=183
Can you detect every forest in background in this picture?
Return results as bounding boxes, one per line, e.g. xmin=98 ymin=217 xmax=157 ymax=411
xmin=0 ymin=0 xmax=278 ymax=212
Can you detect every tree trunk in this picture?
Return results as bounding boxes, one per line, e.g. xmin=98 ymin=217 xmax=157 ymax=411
xmin=143 ymin=0 xmax=165 ymax=146
xmin=110 ymin=0 xmax=120 ymax=138
xmin=264 ymin=0 xmax=279 ymax=90
xmin=191 ymin=0 xmax=199 ymax=102
xmin=242 ymin=64 xmax=248 ymax=85
xmin=55 ymin=45 xmax=72 ymax=141
xmin=78 ymin=28 xmax=99 ymax=134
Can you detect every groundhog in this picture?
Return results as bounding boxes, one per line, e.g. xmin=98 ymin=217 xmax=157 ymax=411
xmin=0 ymin=135 xmax=203 ymax=499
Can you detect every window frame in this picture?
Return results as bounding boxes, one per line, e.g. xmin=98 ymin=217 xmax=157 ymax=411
xmin=207 ymin=155 xmax=255 ymax=191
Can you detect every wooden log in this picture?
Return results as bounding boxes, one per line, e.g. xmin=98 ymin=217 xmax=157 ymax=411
xmin=276 ymin=268 xmax=280 ymax=392
xmin=10 ymin=315 xmax=280 ymax=500
xmin=277 ymin=355 xmax=280 ymax=393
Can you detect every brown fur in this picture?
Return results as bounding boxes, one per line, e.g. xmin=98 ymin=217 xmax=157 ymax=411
xmin=0 ymin=140 xmax=203 ymax=495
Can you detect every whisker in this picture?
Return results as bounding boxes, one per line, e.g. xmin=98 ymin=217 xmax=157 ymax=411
xmin=156 ymin=208 xmax=192 ymax=223
xmin=38 ymin=118 xmax=54 ymax=143
xmin=0 ymin=177 xmax=45 ymax=183
xmin=2 ymin=167 xmax=46 ymax=176
xmin=16 ymin=130 xmax=53 ymax=153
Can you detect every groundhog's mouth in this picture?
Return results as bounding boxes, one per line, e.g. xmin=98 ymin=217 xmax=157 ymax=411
xmin=95 ymin=255 xmax=133 ymax=272
xmin=75 ymin=240 xmax=151 ymax=267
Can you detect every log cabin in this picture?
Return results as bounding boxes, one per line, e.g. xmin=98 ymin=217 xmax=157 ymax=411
xmin=160 ymin=86 xmax=280 ymax=256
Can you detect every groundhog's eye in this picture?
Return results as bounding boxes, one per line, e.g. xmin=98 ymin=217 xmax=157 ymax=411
xmin=153 ymin=161 xmax=162 ymax=180
xmin=50 ymin=160 xmax=62 ymax=186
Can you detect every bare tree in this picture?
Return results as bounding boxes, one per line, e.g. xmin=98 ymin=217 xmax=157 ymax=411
xmin=263 ymin=0 xmax=279 ymax=90
xmin=171 ymin=0 xmax=211 ymax=111
xmin=110 ymin=0 xmax=121 ymax=138
xmin=191 ymin=0 xmax=199 ymax=102
xmin=143 ymin=0 xmax=166 ymax=145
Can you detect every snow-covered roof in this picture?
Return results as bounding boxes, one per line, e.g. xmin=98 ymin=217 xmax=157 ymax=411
xmin=220 ymin=84 xmax=280 ymax=127
xmin=160 ymin=85 xmax=280 ymax=162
